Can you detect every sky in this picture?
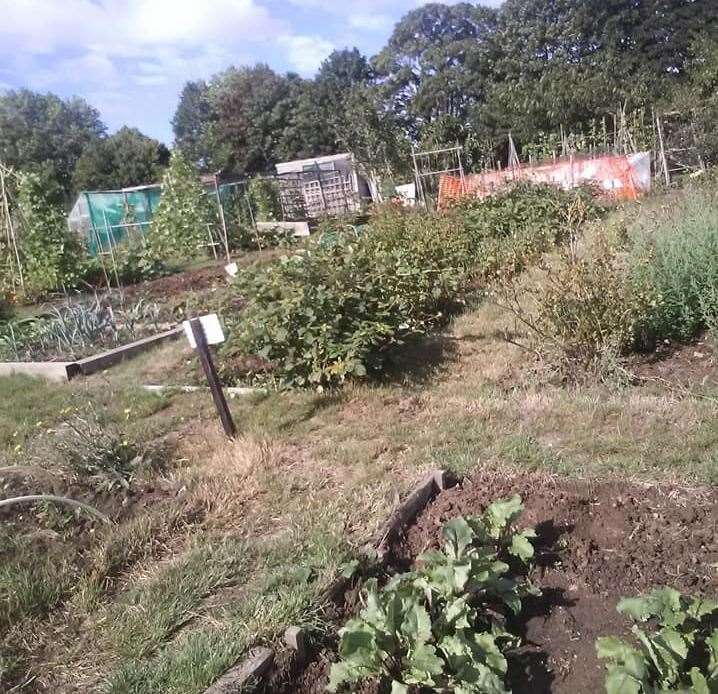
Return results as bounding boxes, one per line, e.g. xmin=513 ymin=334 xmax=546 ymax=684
xmin=0 ymin=0 xmax=502 ymax=146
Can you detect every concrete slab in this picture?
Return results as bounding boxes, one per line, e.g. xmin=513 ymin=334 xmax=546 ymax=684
xmin=0 ymin=361 xmax=74 ymax=382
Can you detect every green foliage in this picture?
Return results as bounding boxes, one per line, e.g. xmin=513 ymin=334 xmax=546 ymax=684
xmin=72 ymin=126 xmax=169 ymax=192
xmin=596 ymin=588 xmax=718 ymax=693
xmin=530 ymin=236 xmax=643 ymax=365
xmin=456 ymin=183 xmax=597 ymax=282
xmin=224 ymin=203 xmax=469 ymax=388
xmin=14 ymin=172 xmax=88 ymax=298
xmin=225 ymin=184 xmax=588 ymax=389
xmin=0 ymin=89 xmax=105 ymax=203
xmin=146 ymin=152 xmax=216 ymax=261
xmin=47 ymin=406 xmax=151 ymax=492
xmin=328 ymin=496 xmax=538 ymax=693
xmin=630 ymin=186 xmax=718 ymax=344
xmin=248 ymin=178 xmax=282 ymax=222
xmin=0 ymin=296 xmax=160 ymax=361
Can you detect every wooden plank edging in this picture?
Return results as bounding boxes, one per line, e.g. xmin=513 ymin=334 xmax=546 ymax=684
xmin=0 ymin=328 xmax=183 ymax=383
xmin=202 ymin=469 xmax=449 ymax=693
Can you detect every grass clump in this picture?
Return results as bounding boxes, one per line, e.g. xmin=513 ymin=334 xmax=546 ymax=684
xmin=630 ymin=186 xmax=718 ymax=343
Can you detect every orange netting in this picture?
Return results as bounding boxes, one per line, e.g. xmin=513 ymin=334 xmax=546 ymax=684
xmin=438 ymin=152 xmax=651 ymax=208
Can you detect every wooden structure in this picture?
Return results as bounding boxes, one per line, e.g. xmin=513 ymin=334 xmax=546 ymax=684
xmin=274 ymin=153 xmax=370 ymax=219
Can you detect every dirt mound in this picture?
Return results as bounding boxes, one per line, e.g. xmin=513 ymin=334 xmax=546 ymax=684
xmin=395 ymin=471 xmax=718 ymax=694
xmin=120 ymin=262 xmax=228 ymax=302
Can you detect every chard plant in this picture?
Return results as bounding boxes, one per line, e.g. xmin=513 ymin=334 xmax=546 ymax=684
xmin=596 ymin=587 xmax=718 ymax=693
xmin=328 ymin=496 xmax=539 ymax=694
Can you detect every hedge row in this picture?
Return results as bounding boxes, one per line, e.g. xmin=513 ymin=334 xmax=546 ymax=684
xmin=223 ymin=184 xmax=592 ymax=388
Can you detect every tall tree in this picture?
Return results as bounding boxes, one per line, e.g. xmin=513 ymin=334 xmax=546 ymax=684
xmin=485 ymin=0 xmax=718 ymax=142
xmin=0 ymin=90 xmax=105 ymax=203
xmin=373 ymin=3 xmax=499 ymax=137
xmin=206 ymin=64 xmax=294 ymax=176
xmin=72 ymin=126 xmax=169 ymax=191
xmin=172 ymin=80 xmax=215 ymax=172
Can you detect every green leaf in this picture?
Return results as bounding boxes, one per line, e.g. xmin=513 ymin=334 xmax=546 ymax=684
xmin=604 ymin=667 xmax=643 ymax=694
xmin=481 ymin=496 xmax=524 ymax=539
xmin=689 ymin=668 xmax=710 ymax=694
xmin=407 ymin=643 xmax=444 ymax=683
xmin=390 ymin=681 xmax=408 ymax=694
xmin=327 ymin=661 xmax=360 ymax=692
xmin=509 ymin=531 xmax=535 ymax=563
xmin=442 ymin=517 xmax=475 ymax=559
xmin=401 ymin=600 xmax=432 ymax=646
xmin=596 ymin=637 xmax=640 ymax=663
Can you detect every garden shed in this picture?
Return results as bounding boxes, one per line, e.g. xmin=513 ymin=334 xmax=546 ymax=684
xmin=274 ymin=153 xmax=371 ymax=218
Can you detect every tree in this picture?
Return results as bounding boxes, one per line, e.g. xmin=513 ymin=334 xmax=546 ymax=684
xmin=0 ymin=90 xmax=105 ymax=203
xmin=205 ymin=64 xmax=296 ymax=177
xmin=15 ymin=172 xmax=86 ymax=297
xmin=334 ymin=84 xmax=411 ymax=199
xmin=373 ymin=3 xmax=499 ymax=137
xmin=72 ymin=127 xmax=169 ymax=192
xmin=172 ymin=80 xmax=216 ymax=171
xmin=146 ymin=152 xmax=216 ymax=260
xmin=274 ymin=76 xmax=338 ymax=162
xmin=484 ymin=0 xmax=718 ymax=143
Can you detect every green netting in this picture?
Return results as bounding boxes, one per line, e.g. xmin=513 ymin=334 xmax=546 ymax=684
xmin=68 ymin=181 xmax=248 ymax=258
xmin=83 ymin=187 xmax=161 ymax=255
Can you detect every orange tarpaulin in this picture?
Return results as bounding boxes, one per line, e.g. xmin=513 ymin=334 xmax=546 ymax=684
xmin=438 ymin=152 xmax=652 ymax=208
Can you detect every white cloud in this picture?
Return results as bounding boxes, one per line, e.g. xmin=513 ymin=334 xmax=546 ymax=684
xmin=278 ymin=35 xmax=334 ymax=75
xmin=349 ymin=13 xmax=393 ymax=31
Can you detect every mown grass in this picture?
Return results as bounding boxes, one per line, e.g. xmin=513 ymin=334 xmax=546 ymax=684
xmin=3 ymin=185 xmax=718 ymax=693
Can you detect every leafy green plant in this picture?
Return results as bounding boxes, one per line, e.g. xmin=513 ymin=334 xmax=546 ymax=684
xmin=146 ymin=152 xmax=216 ymax=261
xmin=224 ymin=204 xmax=469 ymax=388
xmin=224 ymin=185 xmax=594 ymax=389
xmin=15 ymin=172 xmax=88 ymax=299
xmin=0 ymin=295 xmax=161 ymax=361
xmin=248 ymin=177 xmax=282 ymax=222
xmin=453 ymin=182 xmax=597 ymax=284
xmin=596 ymin=587 xmax=718 ymax=693
xmin=630 ymin=186 xmax=718 ymax=344
xmin=329 ymin=496 xmax=539 ymax=693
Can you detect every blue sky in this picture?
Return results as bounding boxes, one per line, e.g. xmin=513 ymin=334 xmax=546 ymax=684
xmin=0 ymin=0 xmax=501 ymax=145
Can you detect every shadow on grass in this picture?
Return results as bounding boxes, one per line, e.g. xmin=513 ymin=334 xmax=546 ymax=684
xmin=379 ymin=332 xmax=460 ymax=387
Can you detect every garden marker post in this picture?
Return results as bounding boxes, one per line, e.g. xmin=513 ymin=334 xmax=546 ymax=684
xmin=187 ymin=317 xmax=236 ymax=439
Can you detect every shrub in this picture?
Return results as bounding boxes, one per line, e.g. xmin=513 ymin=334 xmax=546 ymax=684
xmin=223 ymin=205 xmax=469 ymax=388
xmin=146 ymin=152 xmax=216 ymax=260
xmin=224 ymin=185 xmax=594 ymax=389
xmin=15 ymin=172 xmax=88 ymax=299
xmin=329 ymin=496 xmax=538 ymax=693
xmin=596 ymin=587 xmax=718 ymax=693
xmin=454 ymin=183 xmax=597 ymax=283
xmin=531 ymin=236 xmax=642 ymax=364
xmin=630 ymin=186 xmax=718 ymax=343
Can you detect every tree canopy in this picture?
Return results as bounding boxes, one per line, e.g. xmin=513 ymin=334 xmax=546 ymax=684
xmin=72 ymin=127 xmax=170 ymax=192
xmin=0 ymin=90 xmax=105 ymax=203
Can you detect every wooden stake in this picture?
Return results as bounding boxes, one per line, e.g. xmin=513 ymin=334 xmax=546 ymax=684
xmin=189 ymin=318 xmax=236 ymax=439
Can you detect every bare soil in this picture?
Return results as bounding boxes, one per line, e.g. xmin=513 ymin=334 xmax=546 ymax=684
xmin=630 ymin=335 xmax=718 ymax=389
xmin=287 ymin=471 xmax=718 ymax=693
xmin=395 ymin=471 xmax=718 ymax=693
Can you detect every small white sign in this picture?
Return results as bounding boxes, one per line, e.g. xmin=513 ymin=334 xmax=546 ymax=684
xmin=183 ymin=314 xmax=225 ymax=348
xmin=225 ymin=262 xmax=238 ymax=277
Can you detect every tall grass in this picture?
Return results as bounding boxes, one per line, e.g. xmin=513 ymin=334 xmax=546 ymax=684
xmin=631 ymin=187 xmax=718 ymax=342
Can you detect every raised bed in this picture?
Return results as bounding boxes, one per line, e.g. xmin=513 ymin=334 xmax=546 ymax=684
xmin=0 ymin=327 xmax=182 ymax=382
xmin=285 ymin=469 xmax=718 ymax=693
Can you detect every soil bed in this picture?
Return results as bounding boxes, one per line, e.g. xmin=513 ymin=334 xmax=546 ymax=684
xmin=289 ymin=470 xmax=718 ymax=693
